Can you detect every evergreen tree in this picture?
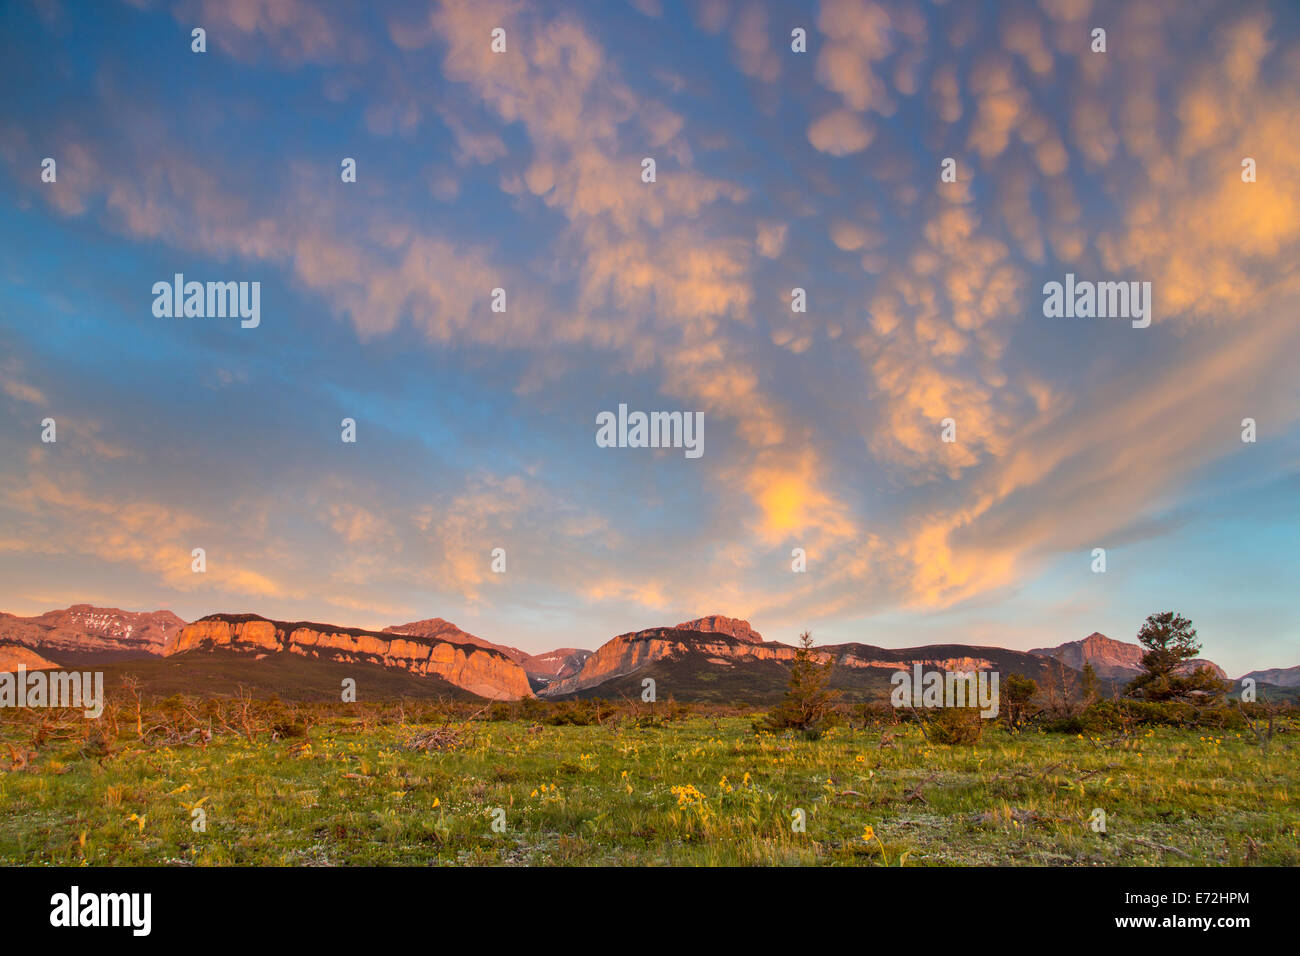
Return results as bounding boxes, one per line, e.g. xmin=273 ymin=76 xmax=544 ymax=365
xmin=761 ymin=631 xmax=837 ymax=738
xmin=1126 ymin=611 xmax=1226 ymax=702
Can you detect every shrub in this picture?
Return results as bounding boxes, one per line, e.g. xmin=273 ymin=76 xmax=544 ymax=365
xmin=542 ymin=699 xmax=615 ymax=726
xmin=924 ymin=706 xmax=987 ymax=745
xmin=1000 ymin=673 xmax=1038 ymax=732
xmin=1042 ymin=698 xmax=1250 ymax=734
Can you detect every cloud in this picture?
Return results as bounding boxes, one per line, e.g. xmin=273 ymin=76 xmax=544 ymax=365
xmin=0 ymin=473 xmax=286 ymax=598
xmin=3 ymin=0 xmax=1299 ymax=655
xmin=807 ymin=108 xmax=874 ymax=155
xmin=815 ymin=0 xmax=895 ymax=114
xmin=731 ymin=2 xmax=781 ymax=82
xmin=173 ymin=0 xmax=360 ymax=65
xmin=755 ymin=220 xmax=788 ymax=258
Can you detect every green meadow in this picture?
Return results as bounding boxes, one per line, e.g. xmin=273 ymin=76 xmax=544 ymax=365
xmin=1 ymin=706 xmax=1295 ymax=866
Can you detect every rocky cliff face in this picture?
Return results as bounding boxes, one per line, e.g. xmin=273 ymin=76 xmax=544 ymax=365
xmin=382 ymin=618 xmax=529 ymax=664
xmin=384 ymin=618 xmax=591 ymax=684
xmin=1030 ymin=632 xmax=1226 ymax=679
xmin=0 ymin=605 xmax=185 ymax=659
xmin=540 ymin=625 xmax=794 ymax=696
xmin=0 ymin=641 xmax=61 ymax=673
xmin=175 ymin=614 xmax=533 ymax=700
xmin=543 ymin=619 xmax=1110 ymax=699
xmin=676 ymin=615 xmax=763 ymax=644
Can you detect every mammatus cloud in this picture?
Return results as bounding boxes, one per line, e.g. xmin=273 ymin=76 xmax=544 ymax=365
xmin=0 ymin=0 xmax=1296 ymax=668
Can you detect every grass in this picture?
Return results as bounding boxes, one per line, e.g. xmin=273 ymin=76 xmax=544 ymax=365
xmin=1 ymin=708 xmax=1296 ymax=866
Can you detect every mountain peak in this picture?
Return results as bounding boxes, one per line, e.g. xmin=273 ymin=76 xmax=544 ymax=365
xmin=382 ymin=618 xmax=533 ymax=665
xmin=1030 ymin=633 xmax=1227 ymax=680
xmin=674 ymin=615 xmax=763 ymax=644
xmin=0 ymin=604 xmax=185 ymax=660
xmin=382 ymin=617 xmax=466 ymax=640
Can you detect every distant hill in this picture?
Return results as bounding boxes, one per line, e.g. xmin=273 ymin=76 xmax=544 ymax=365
xmin=1030 ymin=631 xmax=1227 ymax=680
xmin=0 ymin=605 xmax=184 ymax=662
xmin=1239 ymin=665 xmax=1300 ymax=689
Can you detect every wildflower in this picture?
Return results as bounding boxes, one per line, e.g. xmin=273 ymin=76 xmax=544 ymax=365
xmin=670 ymin=784 xmax=707 ymax=808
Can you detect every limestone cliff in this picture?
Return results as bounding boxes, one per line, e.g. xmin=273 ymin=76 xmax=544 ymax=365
xmin=676 ymin=615 xmax=763 ymax=644
xmin=174 ymin=614 xmax=533 ymax=700
xmin=383 ymin=618 xmax=591 ymax=684
xmin=383 ymin=618 xmax=529 ymax=663
xmin=542 ymin=624 xmax=799 ymax=696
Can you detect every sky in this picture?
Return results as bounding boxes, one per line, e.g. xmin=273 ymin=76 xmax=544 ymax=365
xmin=1 ymin=0 xmax=1298 ymax=676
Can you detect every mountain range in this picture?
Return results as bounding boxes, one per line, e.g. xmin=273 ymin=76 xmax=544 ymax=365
xmin=1 ymin=605 xmax=1293 ymax=702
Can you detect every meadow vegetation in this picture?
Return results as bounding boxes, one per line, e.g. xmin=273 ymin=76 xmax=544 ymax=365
xmin=1 ymin=689 xmax=1295 ymax=866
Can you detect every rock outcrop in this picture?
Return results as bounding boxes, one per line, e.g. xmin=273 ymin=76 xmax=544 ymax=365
xmin=0 ymin=641 xmax=61 ymax=673
xmin=0 ymin=605 xmax=185 ymax=659
xmin=676 ymin=615 xmax=763 ymax=644
xmin=175 ymin=614 xmax=533 ymax=700
xmin=1030 ymin=632 xmax=1226 ymax=680
xmin=541 ymin=625 xmax=794 ymax=696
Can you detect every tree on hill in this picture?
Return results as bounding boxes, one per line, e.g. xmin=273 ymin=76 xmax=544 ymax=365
xmin=1126 ymin=611 xmax=1226 ymax=702
xmin=760 ymin=631 xmax=837 ymax=738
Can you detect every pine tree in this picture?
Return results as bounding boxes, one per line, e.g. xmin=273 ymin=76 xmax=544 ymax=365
xmin=1126 ymin=611 xmax=1225 ymax=702
xmin=761 ymin=631 xmax=837 ymax=738
xmin=1081 ymin=662 xmax=1100 ymax=703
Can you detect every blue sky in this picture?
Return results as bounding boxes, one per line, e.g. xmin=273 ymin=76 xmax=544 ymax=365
xmin=2 ymin=0 xmax=1298 ymax=675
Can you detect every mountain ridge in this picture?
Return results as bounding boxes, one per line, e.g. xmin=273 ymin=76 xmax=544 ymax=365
xmin=172 ymin=613 xmax=533 ymax=700
xmin=2 ymin=605 xmax=1287 ymax=702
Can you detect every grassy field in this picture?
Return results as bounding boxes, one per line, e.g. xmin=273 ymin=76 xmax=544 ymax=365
xmin=1 ymin=707 xmax=1296 ymax=866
